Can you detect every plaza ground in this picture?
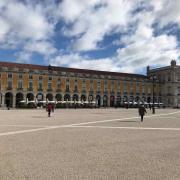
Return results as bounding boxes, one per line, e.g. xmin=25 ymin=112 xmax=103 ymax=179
xmin=0 ymin=108 xmax=180 ymax=180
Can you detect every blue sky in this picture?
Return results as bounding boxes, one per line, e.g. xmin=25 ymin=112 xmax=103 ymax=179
xmin=0 ymin=0 xmax=180 ymax=74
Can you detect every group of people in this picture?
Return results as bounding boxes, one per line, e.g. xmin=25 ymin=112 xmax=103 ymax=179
xmin=46 ymin=103 xmax=55 ymax=117
xmin=46 ymin=102 xmax=149 ymax=121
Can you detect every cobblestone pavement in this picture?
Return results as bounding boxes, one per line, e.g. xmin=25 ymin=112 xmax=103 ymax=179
xmin=0 ymin=108 xmax=180 ymax=180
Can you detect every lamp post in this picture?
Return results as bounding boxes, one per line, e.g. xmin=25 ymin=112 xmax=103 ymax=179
xmin=152 ymin=75 xmax=156 ymax=114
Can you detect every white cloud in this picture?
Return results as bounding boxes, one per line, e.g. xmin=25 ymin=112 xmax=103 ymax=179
xmin=16 ymin=52 xmax=32 ymax=64
xmin=0 ymin=0 xmax=180 ymax=74
xmin=60 ymin=0 xmax=134 ymax=51
xmin=116 ymin=34 xmax=179 ymax=73
xmin=3 ymin=1 xmax=53 ymax=41
xmin=153 ymin=0 xmax=180 ymax=27
xmin=50 ymin=53 xmax=119 ymax=72
xmin=0 ymin=18 xmax=10 ymax=42
xmin=24 ymin=41 xmax=57 ymax=56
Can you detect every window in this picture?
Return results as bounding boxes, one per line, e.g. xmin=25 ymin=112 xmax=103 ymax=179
xmin=136 ymin=82 xmax=140 ymax=93
xmin=168 ymin=74 xmax=171 ymax=81
xmin=177 ymin=74 xmax=180 ymax=81
xmin=130 ymin=81 xmax=133 ymax=93
xmin=18 ymin=81 xmax=23 ymax=88
xmin=39 ymin=76 xmax=43 ymax=80
xmin=82 ymin=80 xmax=86 ymax=90
xmin=8 ymin=73 xmax=12 ymax=79
xmin=48 ymin=82 xmax=52 ymax=90
xmin=19 ymin=74 xmax=23 ymax=79
xmin=57 ymin=79 xmax=61 ymax=88
xmin=74 ymin=85 xmax=78 ymax=91
xmin=8 ymin=80 xmax=12 ymax=88
xmin=167 ymin=86 xmax=171 ymax=94
xmin=29 ymin=81 xmax=33 ymax=88
xmin=48 ymin=76 xmax=52 ymax=81
xmin=97 ymin=80 xmax=101 ymax=91
xmin=66 ymin=85 xmax=70 ymax=91
xmin=29 ymin=74 xmax=33 ymax=79
xmin=38 ymin=82 xmax=42 ymax=89
xmin=123 ymin=81 xmax=127 ymax=93
xmin=104 ymin=80 xmax=108 ymax=91
xmin=142 ymin=82 xmax=145 ymax=93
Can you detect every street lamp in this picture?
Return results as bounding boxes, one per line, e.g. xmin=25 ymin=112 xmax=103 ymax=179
xmin=152 ymin=75 xmax=157 ymax=114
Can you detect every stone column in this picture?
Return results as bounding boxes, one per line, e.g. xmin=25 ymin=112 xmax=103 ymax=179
xmin=1 ymin=93 xmax=5 ymax=107
xmin=108 ymin=94 xmax=110 ymax=107
xmin=13 ymin=94 xmax=16 ymax=108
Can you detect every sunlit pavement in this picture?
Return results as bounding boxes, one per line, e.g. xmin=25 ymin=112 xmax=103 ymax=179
xmin=0 ymin=108 xmax=180 ymax=180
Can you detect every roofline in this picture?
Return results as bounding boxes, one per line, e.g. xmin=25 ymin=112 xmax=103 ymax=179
xmin=0 ymin=61 xmax=147 ymax=78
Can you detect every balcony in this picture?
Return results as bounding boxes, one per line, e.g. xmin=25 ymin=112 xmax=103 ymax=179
xmin=17 ymin=87 xmax=23 ymax=91
xmin=28 ymin=87 xmax=33 ymax=91
xmin=6 ymin=87 xmax=12 ymax=90
xmin=81 ymin=90 xmax=86 ymax=94
xmin=130 ymin=92 xmax=134 ymax=96
xmin=123 ymin=92 xmax=127 ymax=95
xmin=117 ymin=91 xmax=121 ymax=95
xmin=56 ymin=88 xmax=62 ymax=93
xmin=38 ymin=88 xmax=43 ymax=92
xmin=47 ymin=88 xmax=53 ymax=92
xmin=103 ymin=91 xmax=108 ymax=95
xmin=73 ymin=89 xmax=78 ymax=93
xmin=89 ymin=90 xmax=94 ymax=95
xmin=65 ymin=89 xmax=70 ymax=93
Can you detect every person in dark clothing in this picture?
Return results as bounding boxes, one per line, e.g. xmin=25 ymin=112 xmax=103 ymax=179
xmin=138 ymin=105 xmax=147 ymax=122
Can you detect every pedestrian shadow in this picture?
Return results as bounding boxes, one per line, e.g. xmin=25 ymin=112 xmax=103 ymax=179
xmin=118 ymin=120 xmax=139 ymax=123
xmin=31 ymin=116 xmax=46 ymax=118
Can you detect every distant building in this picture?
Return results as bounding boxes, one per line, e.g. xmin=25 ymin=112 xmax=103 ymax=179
xmin=147 ymin=59 xmax=180 ymax=107
xmin=0 ymin=61 xmax=166 ymax=108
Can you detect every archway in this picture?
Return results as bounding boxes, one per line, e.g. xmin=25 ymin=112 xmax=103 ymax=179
xmin=96 ymin=95 xmax=101 ymax=107
xmin=129 ymin=96 xmax=134 ymax=102
xmin=27 ymin=93 xmax=34 ymax=101
xmin=123 ymin=96 xmax=128 ymax=102
xmin=116 ymin=96 xmax=121 ymax=107
xmin=88 ymin=95 xmax=93 ymax=102
xmin=56 ymin=94 xmax=62 ymax=101
xmin=103 ymin=95 xmax=108 ymax=107
xmin=16 ymin=93 xmax=24 ymax=107
xmin=36 ymin=93 xmax=43 ymax=101
xmin=73 ymin=94 xmax=78 ymax=101
xmin=110 ymin=95 xmax=115 ymax=107
xmin=81 ymin=95 xmax=86 ymax=102
xmin=5 ymin=92 xmax=13 ymax=107
xmin=135 ymin=96 xmax=139 ymax=102
xmin=46 ymin=93 xmax=53 ymax=101
xmin=147 ymin=97 xmax=151 ymax=103
xmin=142 ymin=96 xmax=146 ymax=102
xmin=64 ymin=94 xmax=70 ymax=101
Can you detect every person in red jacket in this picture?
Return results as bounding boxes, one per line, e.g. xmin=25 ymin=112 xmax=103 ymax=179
xmin=47 ymin=103 xmax=52 ymax=117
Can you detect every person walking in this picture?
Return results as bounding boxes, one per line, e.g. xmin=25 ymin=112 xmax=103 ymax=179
xmin=138 ymin=105 xmax=147 ymax=122
xmin=47 ymin=103 xmax=52 ymax=117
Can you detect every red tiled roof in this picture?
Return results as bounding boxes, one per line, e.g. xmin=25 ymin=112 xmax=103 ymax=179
xmin=0 ymin=61 xmax=147 ymax=78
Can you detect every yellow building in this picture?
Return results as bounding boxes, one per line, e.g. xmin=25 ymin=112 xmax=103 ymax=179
xmin=0 ymin=61 xmax=160 ymax=108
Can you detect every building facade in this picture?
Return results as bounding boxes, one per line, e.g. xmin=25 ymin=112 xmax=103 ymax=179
xmin=0 ymin=61 xmax=163 ymax=108
xmin=147 ymin=60 xmax=180 ymax=107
